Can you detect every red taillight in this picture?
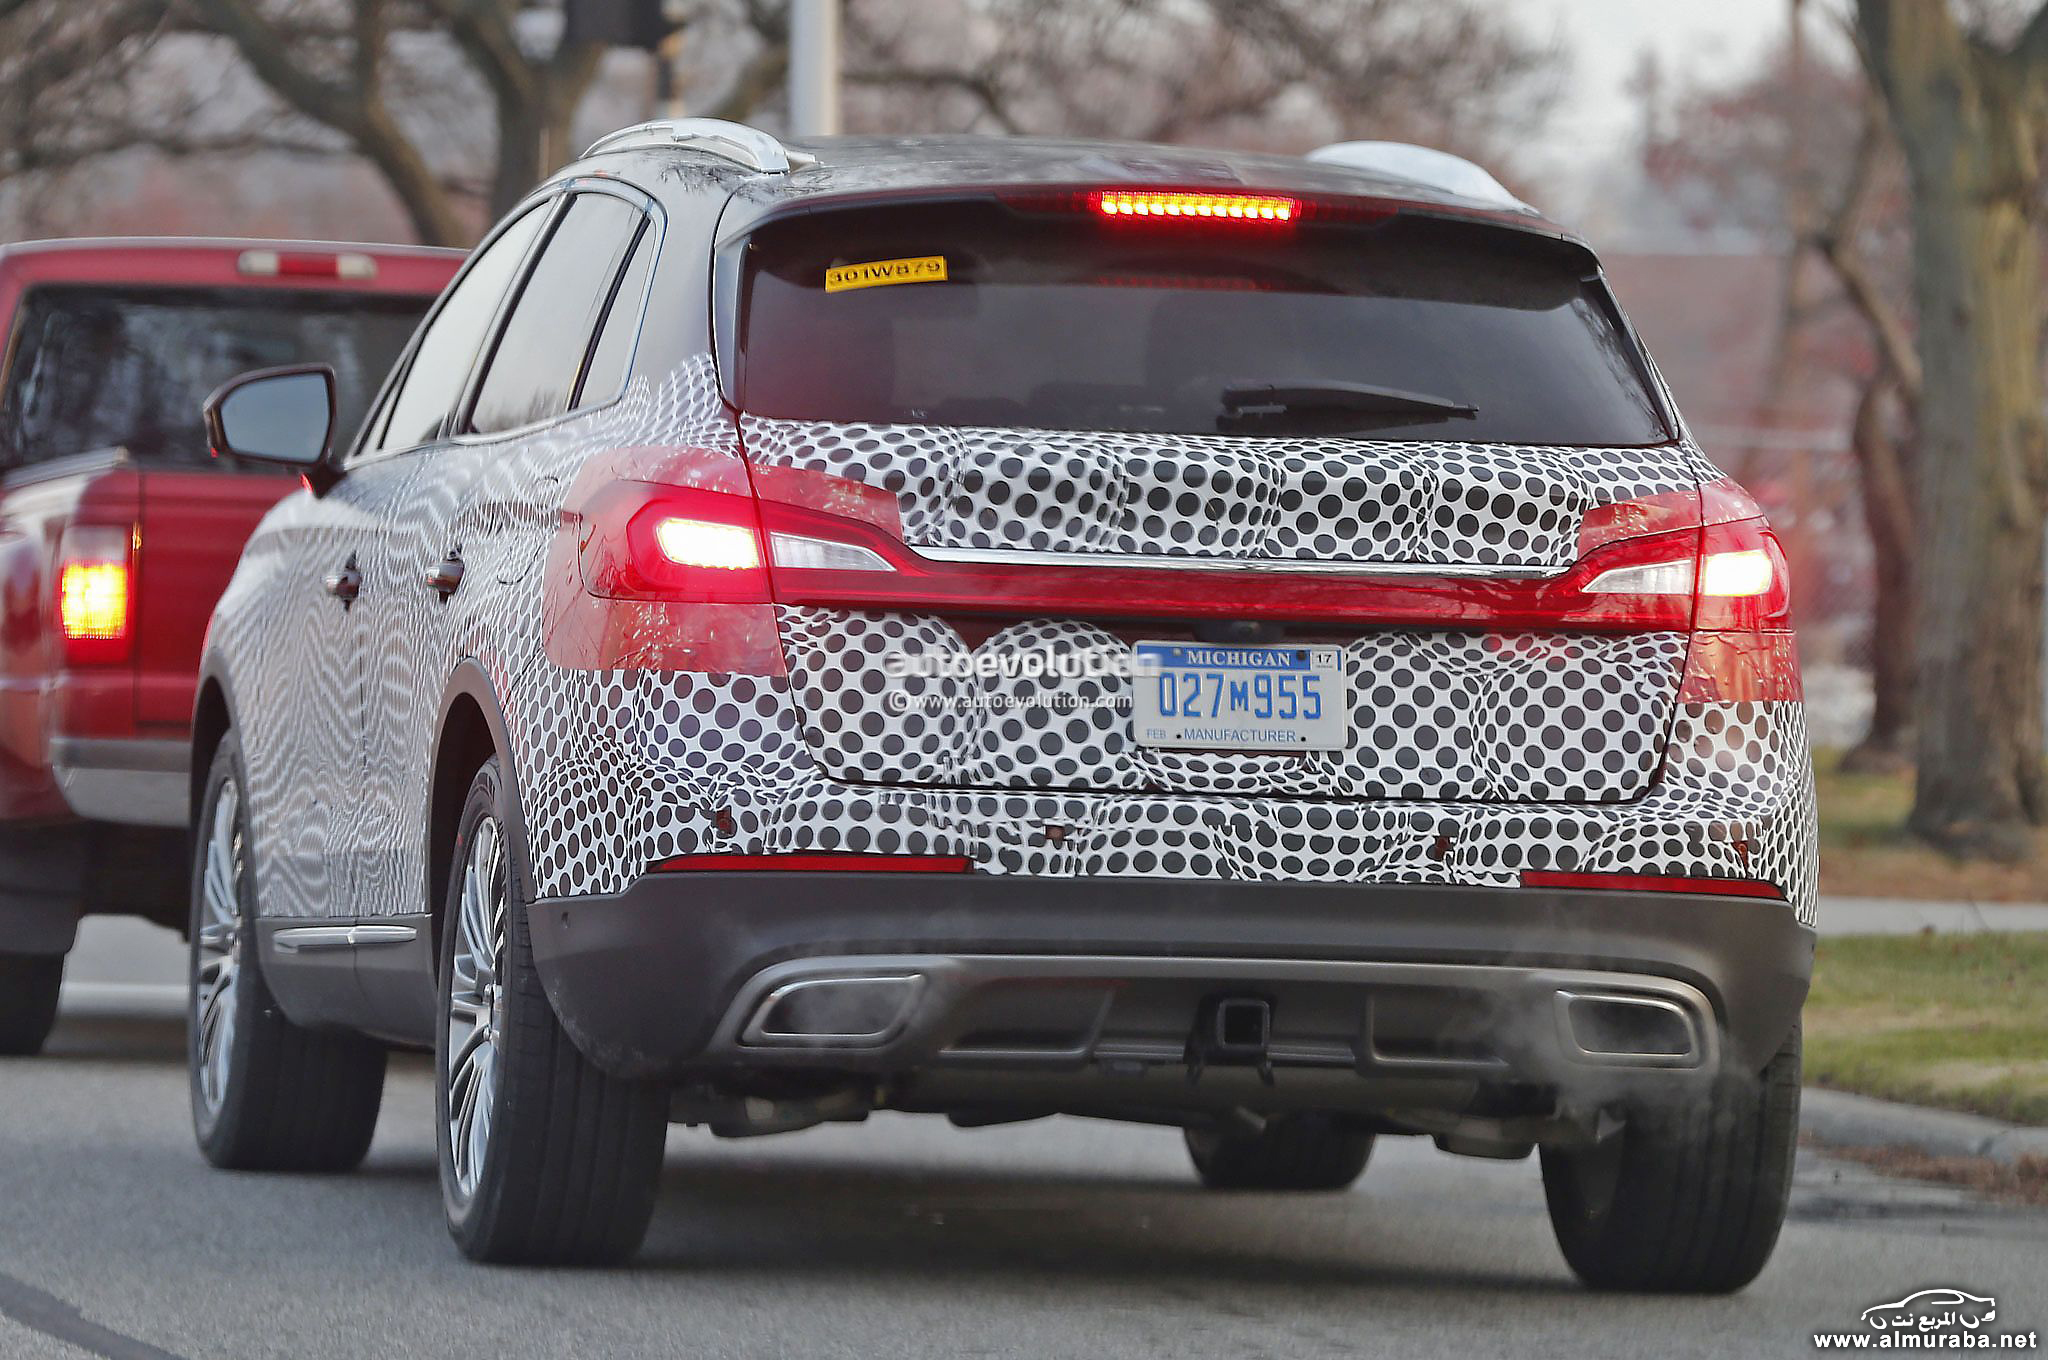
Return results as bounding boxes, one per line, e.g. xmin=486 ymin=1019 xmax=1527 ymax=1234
xmin=653 ymin=853 xmax=973 ymax=873
xmin=1091 ymin=189 xmax=1299 ymax=224
xmin=1577 ymin=517 xmax=1792 ymax=630
xmin=753 ymin=498 xmax=1700 ymax=630
xmin=576 ymin=483 xmax=771 ymax=604
xmin=1694 ymin=519 xmax=1792 ymax=631
xmin=556 ymin=463 xmax=1796 ymax=685
xmin=1520 ymin=870 xmax=1783 ymax=899
xmin=1576 ymin=480 xmax=1797 ymax=701
xmin=56 ymin=524 xmax=134 ymax=664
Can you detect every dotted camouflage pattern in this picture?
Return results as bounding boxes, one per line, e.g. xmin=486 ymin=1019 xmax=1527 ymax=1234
xmin=212 ymin=357 xmax=1818 ymax=935
xmin=738 ymin=415 xmax=1724 ymax=568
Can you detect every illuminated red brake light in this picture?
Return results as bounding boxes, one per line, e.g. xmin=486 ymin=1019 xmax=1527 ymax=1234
xmin=1694 ymin=519 xmax=1791 ymax=631
xmin=563 ymin=466 xmax=1793 ymax=666
xmin=236 ymin=249 xmax=377 ymax=280
xmin=1091 ymin=189 xmax=1299 ymax=224
xmin=56 ymin=524 xmax=134 ymax=664
xmin=575 ymin=483 xmax=771 ymax=604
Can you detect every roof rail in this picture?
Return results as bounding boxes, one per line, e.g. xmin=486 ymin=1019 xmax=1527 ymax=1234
xmin=1306 ymin=141 xmax=1530 ymax=213
xmin=582 ymin=118 xmax=813 ymax=174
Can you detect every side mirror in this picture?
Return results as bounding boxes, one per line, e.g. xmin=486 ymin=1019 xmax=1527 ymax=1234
xmin=203 ymin=364 xmax=341 ymax=493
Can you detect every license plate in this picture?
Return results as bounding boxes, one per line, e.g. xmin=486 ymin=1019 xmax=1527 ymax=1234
xmin=1132 ymin=643 xmax=1348 ymax=752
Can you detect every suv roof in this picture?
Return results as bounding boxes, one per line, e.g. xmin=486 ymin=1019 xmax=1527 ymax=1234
xmin=580 ymin=125 xmax=1570 ymax=241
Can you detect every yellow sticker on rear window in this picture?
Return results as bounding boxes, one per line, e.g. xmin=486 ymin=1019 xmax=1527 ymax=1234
xmin=825 ymin=255 xmax=948 ymax=293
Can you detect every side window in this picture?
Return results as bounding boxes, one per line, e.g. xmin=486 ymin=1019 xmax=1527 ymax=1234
xmin=468 ymin=194 xmax=644 ymax=435
xmin=573 ymin=223 xmax=655 ymax=411
xmin=370 ymin=203 xmax=547 ymax=455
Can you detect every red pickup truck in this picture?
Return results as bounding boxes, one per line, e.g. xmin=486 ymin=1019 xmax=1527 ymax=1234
xmin=0 ymin=237 xmax=460 ymax=1054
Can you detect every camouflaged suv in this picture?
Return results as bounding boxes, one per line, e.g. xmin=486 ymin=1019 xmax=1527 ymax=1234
xmin=189 ymin=122 xmax=1814 ymax=1285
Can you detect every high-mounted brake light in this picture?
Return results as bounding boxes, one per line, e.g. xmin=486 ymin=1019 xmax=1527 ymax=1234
xmin=236 ymin=249 xmax=377 ymax=280
xmin=1092 ymin=190 xmax=1298 ymax=223
xmin=56 ymin=524 xmax=134 ymax=664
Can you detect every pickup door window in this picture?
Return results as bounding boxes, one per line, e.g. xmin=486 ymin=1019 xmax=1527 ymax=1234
xmin=0 ymin=286 xmax=422 ymax=473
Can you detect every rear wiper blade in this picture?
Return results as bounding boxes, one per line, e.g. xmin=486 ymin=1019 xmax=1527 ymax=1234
xmin=1218 ymin=381 xmax=1478 ymax=423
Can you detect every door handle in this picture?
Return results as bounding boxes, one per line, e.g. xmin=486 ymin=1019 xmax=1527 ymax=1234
xmin=425 ymin=552 xmax=465 ymax=599
xmin=324 ymin=558 xmax=361 ymax=606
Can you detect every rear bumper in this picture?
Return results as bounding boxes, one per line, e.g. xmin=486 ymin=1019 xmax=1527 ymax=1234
xmin=528 ymin=874 xmax=1813 ymax=1086
xmin=50 ymin=737 xmax=188 ymax=828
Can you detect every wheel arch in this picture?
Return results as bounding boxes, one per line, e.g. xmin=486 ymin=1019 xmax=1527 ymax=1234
xmin=190 ymin=663 xmax=237 ymax=830
xmin=428 ymin=662 xmax=533 ymax=964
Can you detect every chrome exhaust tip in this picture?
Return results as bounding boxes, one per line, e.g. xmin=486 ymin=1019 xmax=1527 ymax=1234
xmin=740 ymin=972 xmax=926 ymax=1047
xmin=1553 ymin=989 xmax=1706 ymax=1068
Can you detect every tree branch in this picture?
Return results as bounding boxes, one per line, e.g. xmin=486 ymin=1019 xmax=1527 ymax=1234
xmin=845 ymin=65 xmax=1021 ymax=134
xmin=186 ymin=0 xmax=360 ymax=131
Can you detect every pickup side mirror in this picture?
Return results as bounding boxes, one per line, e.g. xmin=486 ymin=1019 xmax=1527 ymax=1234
xmin=203 ymin=364 xmax=341 ymax=493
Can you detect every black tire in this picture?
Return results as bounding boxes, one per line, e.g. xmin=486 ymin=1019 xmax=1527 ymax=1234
xmin=435 ymin=756 xmax=667 ymax=1265
xmin=189 ymin=732 xmax=386 ymax=1171
xmin=1541 ymin=1028 xmax=1802 ymax=1293
xmin=1185 ymin=1113 xmax=1375 ymax=1191
xmin=0 ymin=951 xmax=63 ymax=1056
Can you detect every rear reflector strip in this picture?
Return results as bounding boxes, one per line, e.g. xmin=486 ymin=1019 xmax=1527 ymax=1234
xmin=1520 ymin=870 xmax=1783 ymax=900
xmin=654 ymin=853 xmax=973 ymax=873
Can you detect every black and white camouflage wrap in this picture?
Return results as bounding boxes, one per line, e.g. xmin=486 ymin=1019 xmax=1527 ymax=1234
xmin=212 ymin=357 xmax=1819 ymax=939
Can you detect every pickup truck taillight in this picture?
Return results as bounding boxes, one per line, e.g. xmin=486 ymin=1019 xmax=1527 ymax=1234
xmin=56 ymin=524 xmax=135 ymax=665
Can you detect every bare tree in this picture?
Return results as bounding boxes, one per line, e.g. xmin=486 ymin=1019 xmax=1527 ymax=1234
xmin=838 ymin=0 xmax=1560 ymax=171
xmin=1812 ymin=89 xmax=1920 ymax=773
xmin=1638 ymin=23 xmax=1921 ymax=771
xmin=178 ymin=0 xmax=604 ymax=246
xmin=1856 ymin=0 xmax=2048 ymax=860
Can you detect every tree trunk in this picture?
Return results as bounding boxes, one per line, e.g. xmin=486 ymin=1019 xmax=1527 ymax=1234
xmin=490 ymin=90 xmax=543 ymax=219
xmin=487 ymin=45 xmax=602 ymax=219
xmin=1858 ymin=0 xmax=2048 ymax=860
xmin=1839 ymin=376 xmax=1916 ymax=774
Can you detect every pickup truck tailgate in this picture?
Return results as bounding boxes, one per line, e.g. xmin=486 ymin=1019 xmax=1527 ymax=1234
xmin=134 ymin=469 xmax=295 ymax=728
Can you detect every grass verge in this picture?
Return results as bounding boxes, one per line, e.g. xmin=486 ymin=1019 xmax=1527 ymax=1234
xmin=1805 ymin=932 xmax=2048 ymax=1125
xmin=1815 ymin=750 xmax=2048 ymax=901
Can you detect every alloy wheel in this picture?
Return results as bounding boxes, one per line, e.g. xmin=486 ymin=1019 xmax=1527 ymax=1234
xmin=445 ymin=815 xmax=507 ymax=1201
xmin=194 ymin=778 xmax=244 ymax=1114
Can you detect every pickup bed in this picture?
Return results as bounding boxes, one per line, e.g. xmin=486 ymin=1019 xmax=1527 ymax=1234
xmin=0 ymin=237 xmax=459 ymax=1053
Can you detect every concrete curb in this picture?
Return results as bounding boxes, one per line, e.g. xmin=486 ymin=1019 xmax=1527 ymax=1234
xmin=56 ymin=981 xmax=184 ymax=1020
xmin=1802 ymin=1086 xmax=2048 ymax=1167
xmin=1815 ymin=897 xmax=2048 ymax=936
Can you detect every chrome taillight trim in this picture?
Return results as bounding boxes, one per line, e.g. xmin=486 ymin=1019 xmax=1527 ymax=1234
xmin=906 ymin=544 xmax=1567 ymax=580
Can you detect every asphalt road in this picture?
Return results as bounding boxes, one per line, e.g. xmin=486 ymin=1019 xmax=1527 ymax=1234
xmin=4 ymin=1003 xmax=2046 ymax=1360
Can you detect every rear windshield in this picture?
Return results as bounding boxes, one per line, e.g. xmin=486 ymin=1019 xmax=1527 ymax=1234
xmin=0 ymin=284 xmax=427 ymax=474
xmin=732 ymin=201 xmax=1670 ymax=446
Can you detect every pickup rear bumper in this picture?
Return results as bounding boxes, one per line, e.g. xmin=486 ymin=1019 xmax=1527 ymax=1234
xmin=49 ymin=737 xmax=188 ymax=829
xmin=528 ymin=874 xmax=1814 ymax=1090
